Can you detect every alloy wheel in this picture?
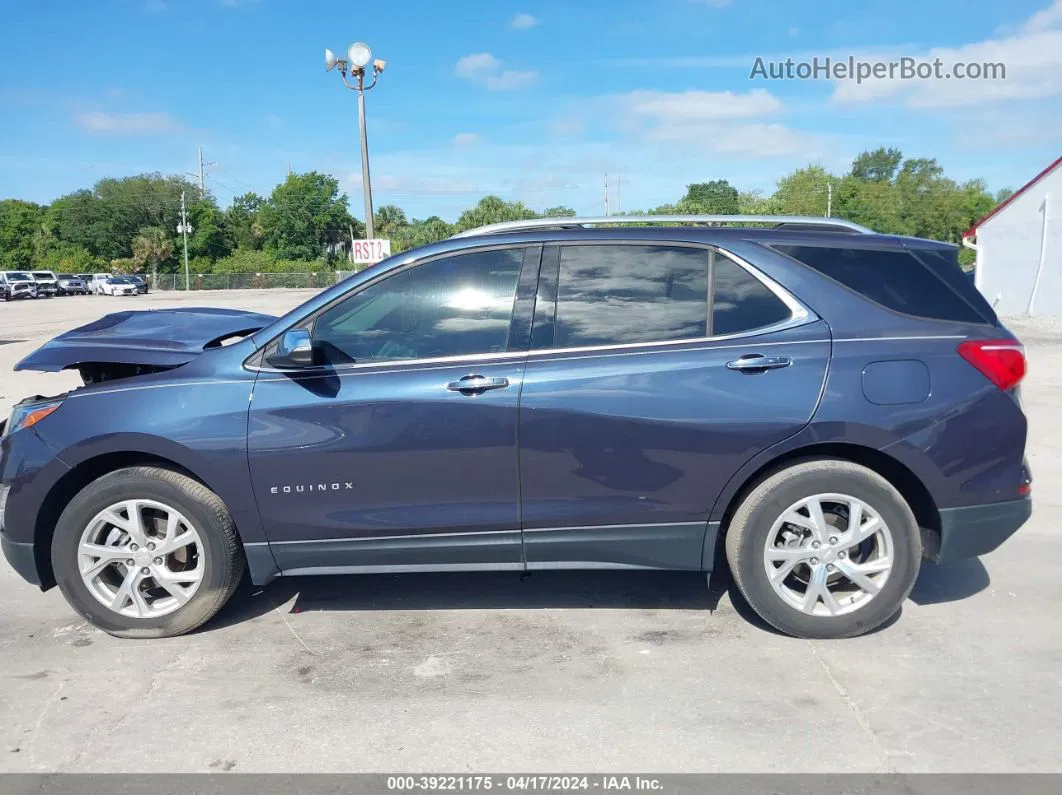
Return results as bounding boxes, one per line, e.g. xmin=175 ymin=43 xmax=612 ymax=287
xmin=77 ymin=499 xmax=204 ymax=619
xmin=762 ymin=493 xmax=894 ymax=617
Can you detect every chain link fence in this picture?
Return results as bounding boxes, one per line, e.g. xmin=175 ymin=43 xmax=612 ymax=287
xmin=151 ymin=271 xmax=342 ymax=291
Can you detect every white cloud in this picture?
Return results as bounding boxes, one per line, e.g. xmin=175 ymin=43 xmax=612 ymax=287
xmin=615 ymin=88 xmax=827 ymax=159
xmin=73 ymin=111 xmax=179 ymax=135
xmin=509 ymin=12 xmax=540 ymax=30
xmin=454 ymin=132 xmax=481 ymax=147
xmin=1024 ymin=0 xmax=1062 ymax=33
xmin=550 ymin=117 xmax=586 ymax=136
xmin=625 ymin=89 xmax=782 ymax=121
xmin=455 ymin=53 xmax=501 ymax=78
xmin=455 ymin=52 xmax=539 ymax=90
xmin=832 ymin=1 xmax=1062 ymax=108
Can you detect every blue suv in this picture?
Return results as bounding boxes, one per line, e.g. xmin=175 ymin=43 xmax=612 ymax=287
xmin=0 ymin=215 xmax=1032 ymax=639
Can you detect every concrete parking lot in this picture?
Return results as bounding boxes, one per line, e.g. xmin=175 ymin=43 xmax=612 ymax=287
xmin=1 ymin=290 xmax=1060 ymax=773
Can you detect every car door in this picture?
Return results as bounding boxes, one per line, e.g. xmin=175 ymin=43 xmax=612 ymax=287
xmin=247 ymin=245 xmax=540 ymax=575
xmin=517 ymin=242 xmax=830 ymax=571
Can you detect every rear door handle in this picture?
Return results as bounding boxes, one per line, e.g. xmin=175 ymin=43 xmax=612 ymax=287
xmin=726 ymin=354 xmax=792 ymax=372
xmin=446 ymin=375 xmax=510 ymax=394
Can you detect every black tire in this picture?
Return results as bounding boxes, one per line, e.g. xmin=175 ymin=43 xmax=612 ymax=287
xmin=725 ymin=458 xmax=921 ymax=639
xmin=51 ymin=466 xmax=244 ymax=638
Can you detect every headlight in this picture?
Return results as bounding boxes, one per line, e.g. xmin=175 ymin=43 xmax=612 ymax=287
xmin=5 ymin=400 xmax=63 ymax=436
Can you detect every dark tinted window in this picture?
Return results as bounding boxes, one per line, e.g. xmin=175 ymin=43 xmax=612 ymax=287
xmin=554 ymin=245 xmax=708 ymax=348
xmin=910 ymin=248 xmax=996 ymax=325
xmin=774 ymin=245 xmax=986 ymax=324
xmin=712 ymin=254 xmax=792 ymax=335
xmin=313 ymin=248 xmax=523 ymax=364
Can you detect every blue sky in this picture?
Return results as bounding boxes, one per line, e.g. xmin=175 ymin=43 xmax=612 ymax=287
xmin=2 ymin=0 xmax=1061 ymax=221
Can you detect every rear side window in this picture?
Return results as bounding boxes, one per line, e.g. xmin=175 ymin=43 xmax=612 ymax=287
xmin=712 ymin=254 xmax=792 ymax=335
xmin=550 ymin=245 xmax=795 ymax=349
xmin=773 ymin=245 xmax=988 ymax=324
xmin=554 ymin=245 xmax=709 ymax=348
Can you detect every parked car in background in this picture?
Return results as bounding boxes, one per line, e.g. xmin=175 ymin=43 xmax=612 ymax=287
xmin=0 ymin=271 xmax=38 ymax=300
xmin=56 ymin=274 xmax=89 ymax=296
xmin=98 ymin=276 xmax=139 ymax=296
xmin=75 ymin=273 xmax=94 ymax=287
xmin=86 ymin=273 xmax=113 ymax=294
xmin=30 ymin=271 xmax=58 ymax=298
xmin=127 ymin=274 xmax=149 ymax=294
xmin=0 ymin=215 xmax=1032 ymax=641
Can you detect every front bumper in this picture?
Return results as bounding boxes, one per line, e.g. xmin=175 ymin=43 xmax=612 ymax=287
xmin=1 ymin=425 xmax=70 ymax=589
xmin=931 ymin=496 xmax=1032 ymax=562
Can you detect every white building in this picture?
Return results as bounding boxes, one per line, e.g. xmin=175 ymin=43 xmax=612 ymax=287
xmin=964 ymin=156 xmax=1062 ymax=316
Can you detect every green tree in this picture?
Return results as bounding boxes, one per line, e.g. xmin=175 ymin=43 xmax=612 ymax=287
xmin=374 ymin=204 xmax=408 ymax=238
xmin=772 ymin=166 xmax=836 ymax=217
xmin=850 ymin=147 xmax=904 ymax=183
xmin=0 ymin=199 xmax=44 ymax=269
xmin=679 ymin=180 xmax=740 ymax=214
xmin=543 ymin=206 xmax=577 ymax=217
xmin=737 ymin=190 xmax=779 ymax=215
xmin=37 ymin=242 xmax=105 ymax=274
xmin=46 ymin=174 xmax=198 ymax=262
xmin=132 ymin=227 xmax=175 ymax=282
xmin=454 ymin=196 xmax=537 ymax=232
xmin=391 ymin=216 xmax=454 ymax=253
xmin=225 ymin=192 xmax=265 ymax=251
xmin=188 ymin=199 xmax=230 ymax=262
xmin=258 ymin=172 xmax=352 ymax=260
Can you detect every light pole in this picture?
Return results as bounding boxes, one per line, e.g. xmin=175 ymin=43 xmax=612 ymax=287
xmin=326 ymin=42 xmax=385 ymax=240
xmin=177 ymin=191 xmax=193 ymax=291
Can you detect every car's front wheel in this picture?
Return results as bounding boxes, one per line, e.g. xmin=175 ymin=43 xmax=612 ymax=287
xmin=52 ymin=467 xmax=244 ymax=638
xmin=725 ymin=458 xmax=921 ymax=639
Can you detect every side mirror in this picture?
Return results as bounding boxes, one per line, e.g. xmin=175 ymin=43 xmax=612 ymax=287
xmin=267 ymin=328 xmax=316 ymax=369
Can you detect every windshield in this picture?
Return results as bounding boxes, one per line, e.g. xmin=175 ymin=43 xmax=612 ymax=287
xmin=57 ymin=273 xmax=75 ymax=279
xmin=5 ymin=272 xmax=32 ymax=281
xmin=31 ymin=272 xmax=54 ymax=279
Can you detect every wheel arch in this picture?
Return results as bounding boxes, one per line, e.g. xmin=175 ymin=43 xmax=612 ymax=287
xmin=32 ymin=442 xmax=269 ymax=589
xmin=711 ymin=441 xmax=942 ymax=563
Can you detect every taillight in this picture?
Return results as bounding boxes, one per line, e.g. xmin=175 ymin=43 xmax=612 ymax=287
xmin=957 ymin=339 xmax=1026 ymax=391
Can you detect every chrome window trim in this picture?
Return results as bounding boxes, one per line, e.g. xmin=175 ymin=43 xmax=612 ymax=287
xmin=247 ymin=242 xmax=815 ymax=375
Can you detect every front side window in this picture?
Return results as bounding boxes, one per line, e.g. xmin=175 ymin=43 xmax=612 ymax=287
xmin=312 ymin=248 xmax=525 ymax=364
xmin=553 ymin=245 xmax=709 ymax=348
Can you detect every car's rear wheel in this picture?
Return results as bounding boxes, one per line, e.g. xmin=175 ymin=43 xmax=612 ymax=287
xmin=725 ymin=458 xmax=921 ymax=639
xmin=52 ymin=466 xmax=244 ymax=638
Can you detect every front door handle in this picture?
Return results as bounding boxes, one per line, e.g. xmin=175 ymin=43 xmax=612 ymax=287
xmin=726 ymin=354 xmax=792 ymax=372
xmin=446 ymin=374 xmax=510 ymax=394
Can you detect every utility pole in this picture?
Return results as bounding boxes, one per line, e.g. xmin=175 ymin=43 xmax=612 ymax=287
xmin=826 ymin=180 xmax=833 ymax=218
xmin=604 ymin=174 xmax=610 ymax=216
xmin=196 ymin=146 xmax=215 ymax=198
xmin=617 ymin=174 xmax=622 ymax=215
xmin=177 ymin=191 xmax=193 ymax=291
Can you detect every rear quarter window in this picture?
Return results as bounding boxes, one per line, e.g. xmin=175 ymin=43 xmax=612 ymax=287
xmin=772 ymin=244 xmax=991 ymax=325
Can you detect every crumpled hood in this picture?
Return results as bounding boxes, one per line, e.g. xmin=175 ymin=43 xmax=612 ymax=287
xmin=15 ymin=307 xmax=277 ymax=372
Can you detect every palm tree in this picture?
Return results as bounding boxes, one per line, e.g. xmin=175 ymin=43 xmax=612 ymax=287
xmin=374 ymin=204 xmax=408 ymax=238
xmin=132 ymin=227 xmax=174 ymax=286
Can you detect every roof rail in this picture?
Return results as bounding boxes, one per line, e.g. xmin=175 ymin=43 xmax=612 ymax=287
xmin=451 ymin=214 xmax=875 ymax=238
